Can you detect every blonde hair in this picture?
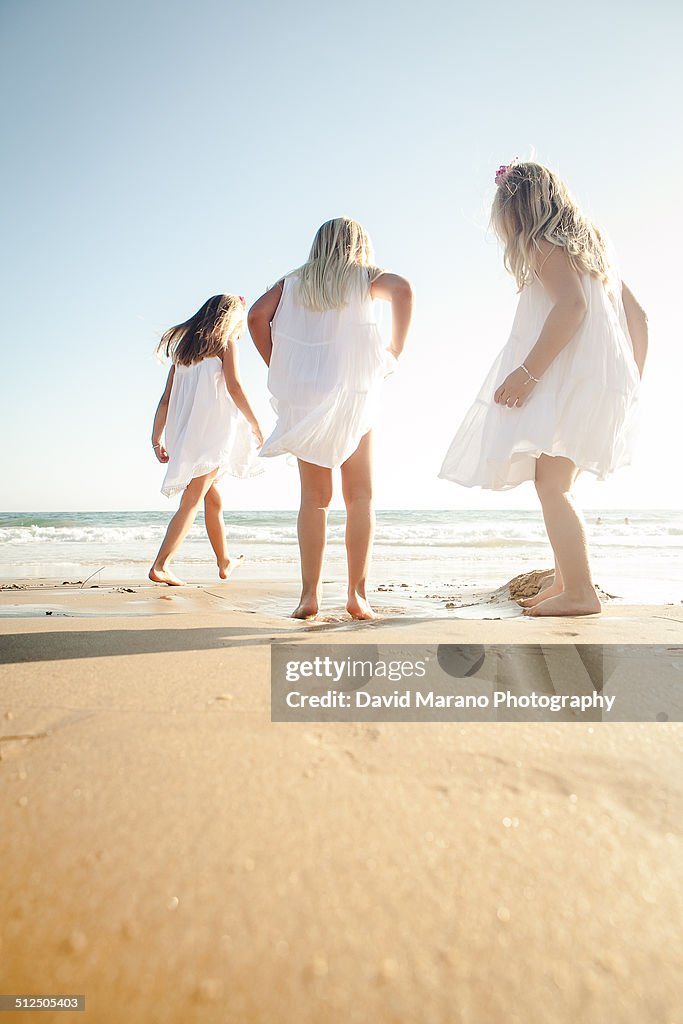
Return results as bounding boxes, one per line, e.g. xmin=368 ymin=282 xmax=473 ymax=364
xmin=157 ymin=294 xmax=246 ymax=366
xmin=491 ymin=162 xmax=610 ymax=290
xmin=294 ymin=217 xmax=382 ymax=311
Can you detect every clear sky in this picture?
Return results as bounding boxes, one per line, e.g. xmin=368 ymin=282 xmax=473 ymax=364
xmin=1 ymin=0 xmax=681 ymax=511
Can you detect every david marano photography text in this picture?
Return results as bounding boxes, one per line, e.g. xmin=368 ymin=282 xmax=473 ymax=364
xmin=284 ymin=687 xmax=616 ymax=713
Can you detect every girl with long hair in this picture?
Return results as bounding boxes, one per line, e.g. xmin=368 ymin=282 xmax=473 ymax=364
xmin=440 ymin=162 xmax=647 ymax=616
xmin=149 ymin=294 xmax=263 ymax=586
xmin=248 ymin=217 xmax=413 ymax=619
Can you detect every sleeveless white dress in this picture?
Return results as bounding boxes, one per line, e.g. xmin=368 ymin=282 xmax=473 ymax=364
xmin=439 ymin=272 xmax=641 ymax=490
xmin=259 ymin=271 xmax=397 ymax=468
xmin=161 ymin=356 xmax=262 ymax=497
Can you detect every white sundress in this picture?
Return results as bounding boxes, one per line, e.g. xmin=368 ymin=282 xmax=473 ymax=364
xmin=258 ymin=271 xmax=397 ymax=468
xmin=161 ymin=356 xmax=262 ymax=498
xmin=439 ymin=271 xmax=641 ymax=490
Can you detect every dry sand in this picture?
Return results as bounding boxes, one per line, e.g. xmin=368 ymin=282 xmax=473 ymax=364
xmin=1 ymin=582 xmax=682 ymax=1023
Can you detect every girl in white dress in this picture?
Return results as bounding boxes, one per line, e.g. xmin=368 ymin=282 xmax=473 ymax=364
xmin=248 ymin=218 xmax=413 ymax=620
xmin=149 ymin=294 xmax=263 ymax=586
xmin=439 ymin=161 xmax=648 ymax=616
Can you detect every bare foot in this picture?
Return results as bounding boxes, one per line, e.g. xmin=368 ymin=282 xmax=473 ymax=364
xmin=292 ymin=602 xmax=318 ymax=620
xmin=218 ymin=554 xmax=244 ymax=580
xmin=524 ymin=588 xmax=601 ymax=617
xmin=519 ymin=580 xmax=563 ymax=607
xmin=149 ymin=565 xmax=186 ymax=586
xmin=347 ymin=593 xmax=376 ymax=620
xmin=292 ymin=592 xmax=320 ymax=620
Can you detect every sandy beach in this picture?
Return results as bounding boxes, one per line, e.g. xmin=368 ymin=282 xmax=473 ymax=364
xmin=1 ymin=581 xmax=682 ymax=1023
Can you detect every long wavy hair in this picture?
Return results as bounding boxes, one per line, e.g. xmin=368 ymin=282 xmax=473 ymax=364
xmin=157 ymin=294 xmax=246 ymax=366
xmin=491 ymin=162 xmax=610 ymax=290
xmin=294 ymin=217 xmax=382 ymax=311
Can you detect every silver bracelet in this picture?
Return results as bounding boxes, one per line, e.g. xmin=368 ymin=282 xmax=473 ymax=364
xmin=520 ymin=362 xmax=541 ymax=383
xmin=152 ymin=442 xmax=161 ymax=449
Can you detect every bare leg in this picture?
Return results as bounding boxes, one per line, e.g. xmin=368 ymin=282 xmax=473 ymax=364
xmin=149 ymin=471 xmax=218 ymax=586
xmin=525 ymin=455 xmax=600 ymax=617
xmin=521 ymin=466 xmax=584 ymax=606
xmin=204 ymin=483 xmax=243 ymax=580
xmin=294 ymin=460 xmax=333 ymax=619
xmin=341 ymin=431 xmax=375 ymax=620
xmin=519 ymin=558 xmax=564 ymax=607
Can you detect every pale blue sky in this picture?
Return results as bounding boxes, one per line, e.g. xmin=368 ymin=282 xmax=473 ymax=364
xmin=1 ymin=0 xmax=681 ymax=511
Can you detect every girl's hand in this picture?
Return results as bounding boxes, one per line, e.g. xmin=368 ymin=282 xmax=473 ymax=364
xmin=153 ymin=442 xmax=169 ymax=463
xmin=251 ymin=423 xmax=264 ymax=448
xmin=494 ymin=366 xmax=537 ymax=408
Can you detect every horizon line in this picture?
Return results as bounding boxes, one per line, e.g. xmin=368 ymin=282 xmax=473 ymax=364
xmin=1 ymin=508 xmax=681 ymax=515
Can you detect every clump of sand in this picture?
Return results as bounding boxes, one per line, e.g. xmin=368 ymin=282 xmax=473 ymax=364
xmin=504 ymin=569 xmax=617 ymax=603
xmin=507 ymin=569 xmax=555 ymax=601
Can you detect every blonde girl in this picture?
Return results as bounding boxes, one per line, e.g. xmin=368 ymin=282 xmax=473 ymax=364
xmin=149 ymin=294 xmax=263 ymax=586
xmin=440 ymin=162 xmax=647 ymax=616
xmin=248 ymin=217 xmax=413 ymax=620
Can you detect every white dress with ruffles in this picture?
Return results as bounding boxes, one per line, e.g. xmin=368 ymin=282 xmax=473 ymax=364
xmin=439 ymin=272 xmax=640 ymax=490
xmin=259 ymin=272 xmax=396 ymax=468
xmin=161 ymin=356 xmax=262 ymax=498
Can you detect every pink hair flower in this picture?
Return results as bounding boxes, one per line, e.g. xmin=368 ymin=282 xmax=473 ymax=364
xmin=238 ymin=295 xmax=246 ymax=307
xmin=495 ymin=158 xmax=520 ymax=186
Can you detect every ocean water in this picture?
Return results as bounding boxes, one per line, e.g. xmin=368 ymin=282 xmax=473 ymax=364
xmin=0 ymin=510 xmax=681 ymax=604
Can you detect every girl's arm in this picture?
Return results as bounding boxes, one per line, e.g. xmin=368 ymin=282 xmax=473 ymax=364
xmin=621 ymin=282 xmax=648 ymax=378
xmin=151 ymin=366 xmax=175 ymax=463
xmin=370 ymin=273 xmax=414 ymax=358
xmin=222 ymin=342 xmax=264 ymax=447
xmin=247 ymin=282 xmax=283 ymax=367
xmin=495 ymin=243 xmax=588 ymax=408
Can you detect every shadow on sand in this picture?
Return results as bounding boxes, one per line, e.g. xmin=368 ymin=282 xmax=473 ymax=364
xmin=0 ymin=614 xmax=433 ymax=665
